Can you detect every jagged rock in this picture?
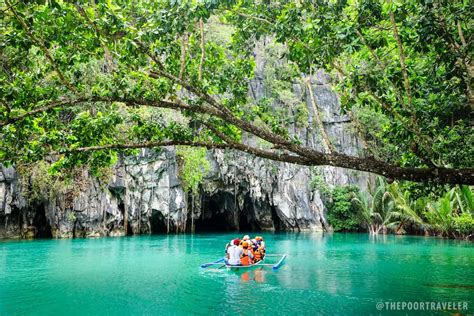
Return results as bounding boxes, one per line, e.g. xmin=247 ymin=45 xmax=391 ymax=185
xmin=0 ymin=44 xmax=372 ymax=239
xmin=1 ymin=166 xmax=16 ymax=183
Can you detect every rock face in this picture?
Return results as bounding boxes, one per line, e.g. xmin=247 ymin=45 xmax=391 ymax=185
xmin=193 ymin=69 xmax=372 ymax=232
xmin=0 ymin=149 xmax=187 ymax=239
xmin=0 ymin=43 xmax=372 ymax=239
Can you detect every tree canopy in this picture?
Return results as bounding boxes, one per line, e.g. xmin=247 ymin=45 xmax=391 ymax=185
xmin=1 ymin=0 xmax=473 ymax=184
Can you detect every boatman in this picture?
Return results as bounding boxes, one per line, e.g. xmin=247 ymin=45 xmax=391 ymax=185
xmin=226 ymin=239 xmax=243 ymax=266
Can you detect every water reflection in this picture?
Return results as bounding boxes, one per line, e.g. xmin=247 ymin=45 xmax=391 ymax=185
xmin=1 ymin=233 xmax=472 ymax=315
xmin=239 ymin=269 xmax=266 ymax=283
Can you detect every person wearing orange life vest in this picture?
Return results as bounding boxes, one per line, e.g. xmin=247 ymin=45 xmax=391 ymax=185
xmin=255 ymin=236 xmax=266 ymax=251
xmin=251 ymin=238 xmax=263 ymax=262
xmin=254 ymin=236 xmax=265 ymax=261
xmin=240 ymin=241 xmax=254 ymax=266
xmin=247 ymin=240 xmax=256 ymax=260
xmin=253 ymin=248 xmax=263 ymax=262
xmin=253 ymin=246 xmax=264 ymax=262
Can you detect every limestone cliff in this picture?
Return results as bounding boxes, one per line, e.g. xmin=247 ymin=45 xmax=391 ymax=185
xmin=0 ymin=43 xmax=372 ymax=239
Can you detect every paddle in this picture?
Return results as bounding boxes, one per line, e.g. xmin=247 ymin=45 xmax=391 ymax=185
xmin=272 ymin=255 xmax=287 ymax=270
xmin=200 ymin=257 xmax=225 ymax=268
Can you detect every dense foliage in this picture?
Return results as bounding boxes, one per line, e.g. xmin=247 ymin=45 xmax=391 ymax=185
xmin=229 ymin=0 xmax=473 ymax=167
xmin=326 ymin=186 xmax=361 ymax=232
xmin=0 ymin=0 xmax=472 ymax=184
xmin=325 ymin=179 xmax=474 ymax=240
xmin=176 ymin=146 xmax=210 ymax=195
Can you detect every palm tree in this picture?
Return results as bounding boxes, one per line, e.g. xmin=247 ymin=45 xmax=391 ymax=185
xmin=352 ymin=178 xmax=395 ymax=235
xmin=425 ymin=188 xmax=457 ymax=237
xmin=387 ymin=182 xmax=429 ymax=235
xmin=456 ymin=185 xmax=474 ymax=214
xmin=425 ymin=186 xmax=474 ymax=238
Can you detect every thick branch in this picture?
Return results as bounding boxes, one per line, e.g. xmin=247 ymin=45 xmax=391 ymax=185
xmin=0 ymin=96 xmax=221 ymax=127
xmin=55 ymin=140 xmax=474 ymax=185
xmin=7 ymin=96 xmax=473 ymax=184
xmin=201 ymin=121 xmax=306 ymax=164
xmin=325 ymin=153 xmax=474 ymax=185
xmin=57 ymin=140 xmax=313 ymax=166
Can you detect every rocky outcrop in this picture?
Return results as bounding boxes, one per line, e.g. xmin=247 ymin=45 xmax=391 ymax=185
xmin=0 ymin=149 xmax=187 ymax=239
xmin=0 ymin=42 xmax=372 ymax=239
xmin=192 ymin=69 xmax=372 ymax=232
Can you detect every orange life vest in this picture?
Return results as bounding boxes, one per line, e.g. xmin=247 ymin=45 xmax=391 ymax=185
xmin=254 ymin=249 xmax=263 ymax=262
xmin=240 ymin=249 xmax=253 ymax=266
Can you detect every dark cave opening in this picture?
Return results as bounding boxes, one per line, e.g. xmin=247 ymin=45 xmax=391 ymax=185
xmin=239 ymin=195 xmax=262 ymax=232
xmin=33 ymin=204 xmax=52 ymax=238
xmin=150 ymin=209 xmax=168 ymax=234
xmin=194 ymin=211 xmax=234 ymax=232
xmin=270 ymin=204 xmax=282 ymax=232
xmin=118 ymin=202 xmax=133 ymax=236
xmin=193 ymin=192 xmax=271 ymax=232
xmin=194 ymin=192 xmax=238 ymax=232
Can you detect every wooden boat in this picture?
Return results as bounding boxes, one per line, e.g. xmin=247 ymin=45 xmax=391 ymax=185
xmin=225 ymin=258 xmax=266 ymax=270
xmin=201 ymin=254 xmax=287 ymax=271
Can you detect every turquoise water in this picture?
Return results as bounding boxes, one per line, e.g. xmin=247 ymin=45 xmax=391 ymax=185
xmin=1 ymin=233 xmax=473 ymax=315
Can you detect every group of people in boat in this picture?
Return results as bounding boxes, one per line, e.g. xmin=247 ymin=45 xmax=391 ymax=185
xmin=225 ymin=235 xmax=266 ymax=266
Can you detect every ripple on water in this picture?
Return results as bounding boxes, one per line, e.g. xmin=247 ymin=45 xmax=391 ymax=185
xmin=0 ymin=233 xmax=473 ymax=314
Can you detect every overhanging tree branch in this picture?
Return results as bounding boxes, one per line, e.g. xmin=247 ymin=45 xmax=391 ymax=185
xmin=3 ymin=3 xmax=473 ymax=185
xmin=55 ymin=140 xmax=313 ymax=166
xmin=4 ymin=95 xmax=474 ymax=184
xmin=0 ymin=96 xmax=222 ymax=127
xmin=54 ymin=139 xmax=474 ymax=184
xmin=6 ymin=0 xmax=79 ymax=94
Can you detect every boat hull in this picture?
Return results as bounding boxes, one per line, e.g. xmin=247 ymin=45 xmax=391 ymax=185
xmin=225 ymin=259 xmax=265 ymax=270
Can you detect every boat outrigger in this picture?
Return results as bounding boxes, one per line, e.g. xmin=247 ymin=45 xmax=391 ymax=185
xmin=225 ymin=258 xmax=266 ymax=270
xmin=200 ymin=254 xmax=287 ymax=271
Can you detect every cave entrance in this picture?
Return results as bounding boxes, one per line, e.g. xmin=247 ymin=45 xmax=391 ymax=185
xmin=194 ymin=192 xmax=238 ymax=232
xmin=150 ymin=209 xmax=168 ymax=234
xmin=239 ymin=195 xmax=262 ymax=232
xmin=33 ymin=204 xmax=52 ymax=238
xmin=118 ymin=202 xmax=133 ymax=236
xmin=270 ymin=204 xmax=283 ymax=232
